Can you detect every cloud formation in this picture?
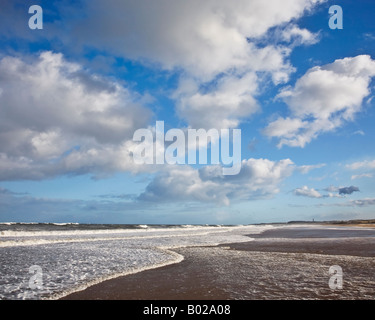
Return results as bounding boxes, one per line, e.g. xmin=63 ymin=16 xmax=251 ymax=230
xmin=139 ymin=158 xmax=295 ymax=205
xmin=71 ymin=0 xmax=323 ymax=78
xmin=347 ymin=198 xmax=375 ymax=207
xmin=338 ymin=186 xmax=360 ymax=195
xmin=326 ymin=198 xmax=375 ymax=208
xmin=59 ymin=0 xmax=326 ymax=129
xmin=294 ymin=185 xmax=360 ymax=198
xmin=0 ymin=51 xmax=152 ymax=180
xmin=281 ymin=24 xmax=320 ymax=46
xmin=0 ymin=187 xmax=151 ymax=223
xmin=0 ymin=1 xmax=332 ymax=181
xmin=296 ymin=163 xmax=326 ymax=174
xmin=351 ymin=173 xmax=373 ymax=180
xmin=346 ymin=159 xmax=375 ymax=170
xmin=294 ymin=186 xmax=323 ymax=198
xmin=264 ymin=55 xmax=375 ymax=147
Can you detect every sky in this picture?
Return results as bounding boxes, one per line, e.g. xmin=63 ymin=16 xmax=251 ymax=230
xmin=0 ymin=0 xmax=375 ymax=224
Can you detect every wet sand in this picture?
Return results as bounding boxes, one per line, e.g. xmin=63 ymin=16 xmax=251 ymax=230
xmin=61 ymin=226 xmax=375 ymax=300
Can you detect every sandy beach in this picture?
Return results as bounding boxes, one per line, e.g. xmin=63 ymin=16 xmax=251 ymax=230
xmin=61 ymin=225 xmax=375 ymax=300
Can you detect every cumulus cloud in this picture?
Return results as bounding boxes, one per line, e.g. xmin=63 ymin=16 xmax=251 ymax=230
xmin=175 ymin=73 xmax=260 ymax=129
xmin=0 ymin=1 xmax=332 ymax=182
xmin=0 ymin=0 xmax=324 ymax=162
xmin=0 ymin=51 xmax=153 ymax=180
xmin=70 ymin=0 xmax=323 ymax=78
xmin=264 ymin=55 xmax=375 ymax=147
xmin=0 ymin=51 xmax=150 ymax=145
xmin=139 ymin=158 xmax=295 ymax=205
xmin=294 ymin=186 xmax=323 ymax=198
xmin=57 ymin=0 xmax=326 ymax=129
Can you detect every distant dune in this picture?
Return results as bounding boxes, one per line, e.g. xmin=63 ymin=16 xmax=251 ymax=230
xmin=286 ymin=219 xmax=375 ymax=227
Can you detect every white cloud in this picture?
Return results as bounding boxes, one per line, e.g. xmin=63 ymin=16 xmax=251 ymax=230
xmin=71 ymin=0 xmax=323 ymax=79
xmin=0 ymin=0 xmax=328 ymax=135
xmin=281 ymin=24 xmax=320 ymax=45
xmin=346 ymin=159 xmax=375 ymax=170
xmin=175 ymin=72 xmax=260 ymax=129
xmin=329 ymin=198 xmax=375 ymax=207
xmin=264 ymin=55 xmax=375 ymax=147
xmin=294 ymin=186 xmax=323 ymax=198
xmin=324 ymin=185 xmax=339 ymax=193
xmin=351 ymin=173 xmax=373 ymax=180
xmin=0 ymin=52 xmax=150 ymax=146
xmin=0 ymin=1 xmax=332 ymax=181
xmin=61 ymin=0 xmax=326 ymax=129
xmin=0 ymin=52 xmax=153 ymax=180
xmin=139 ymin=158 xmax=295 ymax=205
xmin=263 ymin=117 xmax=307 ymax=139
xmin=346 ymin=159 xmax=375 ymax=182
xmin=139 ymin=165 xmax=232 ymax=205
xmin=297 ymin=163 xmax=326 ymax=174
xmin=348 ymin=199 xmax=375 ymax=207
xmin=353 ymin=130 xmax=365 ymax=136
xmin=364 ymin=33 xmax=375 ymax=41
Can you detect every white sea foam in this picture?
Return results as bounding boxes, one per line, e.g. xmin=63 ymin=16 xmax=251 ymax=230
xmin=45 ymin=248 xmax=185 ymax=300
xmin=0 ymin=224 xmax=228 ymax=238
xmin=137 ymin=224 xmax=149 ymax=229
xmin=0 ymin=224 xmax=273 ymax=300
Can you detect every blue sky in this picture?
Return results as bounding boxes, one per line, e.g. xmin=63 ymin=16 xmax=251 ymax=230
xmin=0 ymin=0 xmax=375 ymax=224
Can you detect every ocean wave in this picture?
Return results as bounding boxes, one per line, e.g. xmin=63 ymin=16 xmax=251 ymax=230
xmin=0 ymin=225 xmax=234 ymax=240
xmin=46 ymin=249 xmax=184 ymax=300
xmin=137 ymin=224 xmax=148 ymax=229
xmin=0 ymin=224 xmax=274 ymax=300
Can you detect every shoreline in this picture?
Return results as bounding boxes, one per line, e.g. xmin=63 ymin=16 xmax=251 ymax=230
xmin=47 ymin=248 xmax=184 ymax=300
xmin=61 ymin=225 xmax=375 ymax=300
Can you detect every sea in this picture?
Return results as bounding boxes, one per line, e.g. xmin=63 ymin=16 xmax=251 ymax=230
xmin=0 ymin=222 xmax=273 ymax=300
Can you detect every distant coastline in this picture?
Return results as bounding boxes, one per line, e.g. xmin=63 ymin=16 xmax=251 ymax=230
xmin=1 ymin=219 xmax=375 ymax=228
xmin=285 ymin=219 xmax=375 ymax=227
